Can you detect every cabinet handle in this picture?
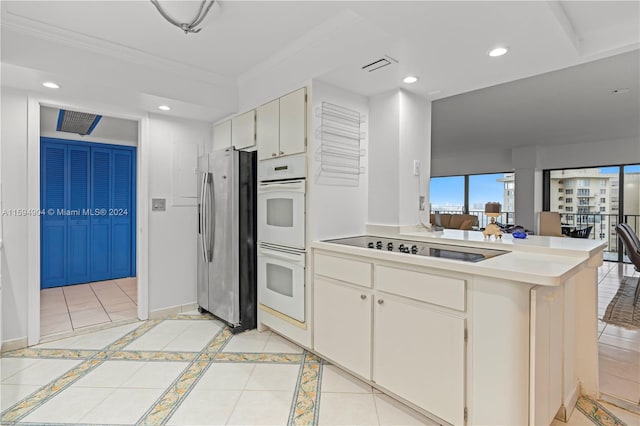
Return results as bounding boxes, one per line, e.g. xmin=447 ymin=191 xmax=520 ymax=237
xmin=377 ymin=299 xmax=384 ymax=304
xmin=271 ymin=153 xmax=277 ymax=157
xmin=360 ymin=294 xmax=367 ymax=300
xmin=279 ymin=151 xmax=284 ymax=155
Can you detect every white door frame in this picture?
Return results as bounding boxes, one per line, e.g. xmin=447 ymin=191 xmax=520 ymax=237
xmin=27 ymin=98 xmax=149 ymax=345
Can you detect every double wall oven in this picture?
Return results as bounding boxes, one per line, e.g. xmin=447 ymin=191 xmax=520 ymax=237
xmin=257 ymin=155 xmax=306 ymax=322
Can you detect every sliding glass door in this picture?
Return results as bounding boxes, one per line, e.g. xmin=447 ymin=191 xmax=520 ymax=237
xmin=545 ymin=164 xmax=640 ymax=262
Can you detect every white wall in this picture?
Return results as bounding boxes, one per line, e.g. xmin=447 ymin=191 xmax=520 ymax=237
xmin=368 ymin=89 xmax=432 ymax=228
xmin=399 ymin=91 xmax=431 ymax=226
xmin=368 ymin=90 xmax=401 ymax=226
xmin=147 ymin=114 xmax=210 ymax=312
xmin=1 ymin=88 xmax=29 ymax=343
xmin=308 ymin=80 xmax=369 ymax=240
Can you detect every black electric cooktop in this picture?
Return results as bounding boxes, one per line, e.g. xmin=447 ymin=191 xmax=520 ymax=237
xmin=323 ymin=236 xmax=507 ymax=263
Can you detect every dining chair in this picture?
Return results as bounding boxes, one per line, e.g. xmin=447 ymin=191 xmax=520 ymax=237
xmin=615 ymin=223 xmax=640 ymax=306
xmin=569 ymin=226 xmax=592 ymax=239
xmin=539 ymin=211 xmax=564 ymax=237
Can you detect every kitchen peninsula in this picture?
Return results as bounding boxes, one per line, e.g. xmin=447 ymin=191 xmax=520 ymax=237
xmin=310 ymin=228 xmax=606 ymax=426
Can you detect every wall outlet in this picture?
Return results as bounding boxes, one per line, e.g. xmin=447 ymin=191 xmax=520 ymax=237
xmin=413 ymin=160 xmax=421 ymax=176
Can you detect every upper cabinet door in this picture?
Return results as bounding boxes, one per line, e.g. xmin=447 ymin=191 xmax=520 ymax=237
xmin=279 ymin=87 xmax=306 ymax=157
xmin=213 ymin=120 xmax=232 ymax=152
xmin=231 ymin=110 xmax=256 ymax=150
xmin=256 ymin=99 xmax=280 ymax=161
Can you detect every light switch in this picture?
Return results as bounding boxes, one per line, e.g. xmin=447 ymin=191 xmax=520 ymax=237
xmin=152 ymin=198 xmax=166 ymax=211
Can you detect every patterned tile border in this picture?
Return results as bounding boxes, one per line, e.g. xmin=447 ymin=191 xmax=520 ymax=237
xmin=1 ymin=348 xmax=97 ymax=359
xmin=0 ymin=358 xmax=104 ymax=423
xmin=577 ymin=396 xmax=627 ymax=426
xmin=289 ymin=352 xmax=323 ymax=426
xmin=96 ymin=350 xmax=198 ymax=362
xmin=136 ymin=327 xmax=235 ymax=425
xmin=214 ymin=352 xmax=304 ymax=364
xmin=1 ymin=319 xmax=161 ymax=423
xmin=137 ymin=355 xmax=212 ymax=425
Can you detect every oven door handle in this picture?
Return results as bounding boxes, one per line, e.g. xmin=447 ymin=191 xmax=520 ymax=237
xmin=258 ymin=180 xmax=305 ymax=193
xmin=258 ymin=247 xmax=305 ymax=264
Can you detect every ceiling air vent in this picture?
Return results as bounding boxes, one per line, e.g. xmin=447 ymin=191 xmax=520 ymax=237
xmin=56 ymin=109 xmax=102 ymax=136
xmin=362 ymin=55 xmax=398 ymax=72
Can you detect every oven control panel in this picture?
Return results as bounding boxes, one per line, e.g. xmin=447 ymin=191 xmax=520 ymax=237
xmin=259 ymin=154 xmax=306 ymax=182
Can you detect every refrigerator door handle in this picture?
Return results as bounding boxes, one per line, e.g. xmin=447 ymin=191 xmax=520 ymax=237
xmin=210 ymin=174 xmax=216 ymax=261
xmin=200 ymin=172 xmax=208 ymax=263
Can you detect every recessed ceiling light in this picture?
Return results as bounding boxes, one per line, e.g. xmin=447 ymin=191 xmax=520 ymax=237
xmin=42 ymin=82 xmax=60 ymax=89
xmin=158 ymin=105 xmax=171 ymax=111
xmin=612 ymin=88 xmax=630 ymax=95
xmin=403 ymin=76 xmax=419 ymax=84
xmin=488 ymin=47 xmax=509 ymax=57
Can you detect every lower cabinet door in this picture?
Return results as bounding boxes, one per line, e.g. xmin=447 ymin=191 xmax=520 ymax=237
xmin=314 ymin=277 xmax=372 ymax=379
xmin=373 ymin=296 xmax=465 ymax=425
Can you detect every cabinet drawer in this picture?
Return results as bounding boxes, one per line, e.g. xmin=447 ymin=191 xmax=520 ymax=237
xmin=314 ymin=253 xmax=372 ymax=288
xmin=376 ymin=266 xmax=466 ymax=311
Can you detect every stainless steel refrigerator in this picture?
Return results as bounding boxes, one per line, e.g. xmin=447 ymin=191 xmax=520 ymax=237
xmin=197 ymin=147 xmax=257 ymax=333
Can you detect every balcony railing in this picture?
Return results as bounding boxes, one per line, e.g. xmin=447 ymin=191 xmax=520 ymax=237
xmin=558 ymin=213 xmax=640 ymax=261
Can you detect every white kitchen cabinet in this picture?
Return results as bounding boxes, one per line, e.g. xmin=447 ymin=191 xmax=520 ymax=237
xmin=256 ymin=99 xmax=279 ymax=160
xmin=231 ymin=109 xmax=255 ymax=150
xmin=314 ymin=277 xmax=372 ymax=379
xmin=256 ymin=87 xmax=306 ymax=160
xmin=213 ymin=120 xmax=231 ymax=152
xmin=279 ymin=87 xmax=306 ymax=156
xmin=373 ymin=295 xmax=466 ymax=426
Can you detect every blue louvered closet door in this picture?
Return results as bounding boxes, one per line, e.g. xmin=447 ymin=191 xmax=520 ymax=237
xmin=41 ymin=138 xmax=136 ymax=288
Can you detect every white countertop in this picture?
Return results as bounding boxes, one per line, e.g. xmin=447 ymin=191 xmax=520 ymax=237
xmin=311 ymin=228 xmax=607 ymax=286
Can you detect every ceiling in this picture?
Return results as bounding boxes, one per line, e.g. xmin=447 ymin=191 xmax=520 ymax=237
xmin=432 ymin=49 xmax=640 ymax=156
xmin=1 ymin=1 xmax=639 ymax=143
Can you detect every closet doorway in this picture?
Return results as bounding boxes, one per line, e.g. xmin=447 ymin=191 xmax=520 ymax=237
xmin=39 ymin=107 xmax=139 ymax=339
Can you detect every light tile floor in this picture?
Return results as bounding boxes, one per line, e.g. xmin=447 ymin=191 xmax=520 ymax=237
xmin=3 ymin=312 xmax=640 ymax=425
xmin=597 ymin=262 xmax=640 ymax=407
xmin=40 ymin=278 xmax=137 ymax=338
xmin=5 ymin=262 xmax=640 ymax=426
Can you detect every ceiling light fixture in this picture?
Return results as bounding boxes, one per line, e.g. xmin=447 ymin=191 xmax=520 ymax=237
xmin=158 ymin=105 xmax=171 ymax=111
xmin=488 ymin=47 xmax=509 ymax=57
xmin=403 ymin=76 xmax=419 ymax=84
xmin=42 ymin=82 xmax=60 ymax=89
xmin=150 ymin=0 xmax=217 ymax=34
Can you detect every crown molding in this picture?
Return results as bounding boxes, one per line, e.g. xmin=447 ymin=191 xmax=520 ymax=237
xmin=1 ymin=7 xmax=235 ymax=89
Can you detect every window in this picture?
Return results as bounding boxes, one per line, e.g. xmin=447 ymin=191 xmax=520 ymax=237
xmin=430 ymin=176 xmax=464 ymax=213
xmin=430 ymin=172 xmax=514 ymax=224
xmin=600 ymin=188 xmax=606 ymax=194
xmin=565 ymin=189 xmax=573 ymax=195
xmin=577 ymin=179 xmax=590 ymax=187
xmin=565 ymin=198 xmax=572 ymax=203
xmin=564 ymin=180 xmax=573 ymax=188
xmin=578 ymin=207 xmax=589 ymax=214
xmin=469 ymin=173 xmax=514 ymax=221
xmin=600 ymin=198 xmax=606 ymax=203
xmin=600 ymin=179 xmax=607 ymax=187
xmin=577 ymin=189 xmax=589 ymax=196
xmin=600 ymin=207 xmax=606 ymax=212
xmin=565 ymin=206 xmax=573 ymax=212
